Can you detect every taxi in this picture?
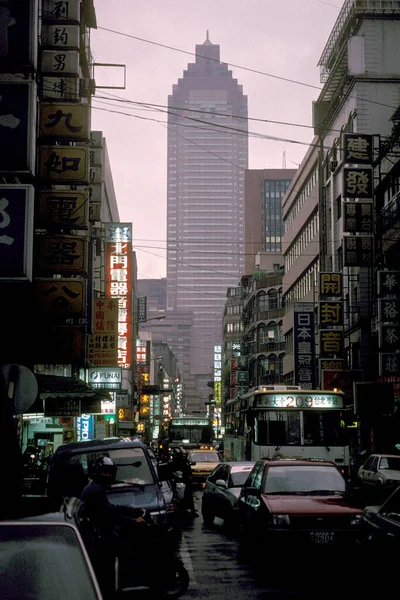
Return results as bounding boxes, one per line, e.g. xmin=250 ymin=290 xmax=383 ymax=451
xmin=188 ymin=449 xmax=222 ymax=487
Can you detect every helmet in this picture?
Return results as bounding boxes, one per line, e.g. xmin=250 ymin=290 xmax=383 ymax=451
xmin=91 ymin=455 xmax=117 ymax=486
xmin=180 ymin=448 xmax=188 ymax=458
xmin=172 ymin=447 xmax=182 ymax=458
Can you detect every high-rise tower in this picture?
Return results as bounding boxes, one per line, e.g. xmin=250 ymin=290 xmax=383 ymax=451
xmin=166 ymin=34 xmax=248 ymax=412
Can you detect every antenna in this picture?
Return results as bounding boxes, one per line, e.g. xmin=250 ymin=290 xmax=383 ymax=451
xmin=282 ymin=150 xmax=286 ymax=169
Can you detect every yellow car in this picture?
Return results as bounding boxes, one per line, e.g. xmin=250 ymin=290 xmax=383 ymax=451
xmin=188 ymin=450 xmax=222 ymax=487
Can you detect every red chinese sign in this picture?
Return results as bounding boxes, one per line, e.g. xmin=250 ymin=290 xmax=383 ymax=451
xmin=87 ymin=298 xmax=118 ymax=366
xmin=105 ymin=224 xmax=133 ymax=369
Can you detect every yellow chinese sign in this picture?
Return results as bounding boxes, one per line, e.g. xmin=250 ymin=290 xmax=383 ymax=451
xmin=214 ymin=381 xmax=222 ymax=405
xmin=39 ymin=190 xmax=88 ymax=230
xmin=320 ymin=359 xmax=344 ymax=371
xmin=37 ymin=235 xmax=87 ymax=274
xmin=319 ymin=273 xmax=342 ymax=298
xmin=343 ymin=167 xmax=373 ymax=199
xmin=39 ymin=146 xmax=89 ymax=182
xmin=87 ymin=298 xmax=118 ymax=367
xmin=34 ymin=279 xmax=86 ymax=316
xmin=39 ymin=103 xmax=89 ymax=140
xmin=319 ymin=301 xmax=343 ymax=328
xmin=320 ymin=330 xmax=344 ymax=358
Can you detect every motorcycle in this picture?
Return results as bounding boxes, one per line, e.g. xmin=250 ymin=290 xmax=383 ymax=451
xmin=62 ymin=498 xmax=189 ymax=599
xmin=171 ymin=470 xmax=187 ymax=513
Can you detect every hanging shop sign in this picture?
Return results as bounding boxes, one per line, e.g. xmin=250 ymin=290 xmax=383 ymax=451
xmin=379 ymin=353 xmax=400 ymax=377
xmin=38 ymin=190 xmax=89 ymax=230
xmin=42 ymin=0 xmax=80 ymax=23
xmin=343 ymin=167 xmax=373 ymax=199
xmin=41 ymin=76 xmax=80 ymax=101
xmin=87 ymin=298 xmax=118 ymax=367
xmin=34 ymin=279 xmax=87 ymax=317
xmin=36 ymin=235 xmax=88 ymax=275
xmin=318 ymin=301 xmax=344 ymax=328
xmin=378 ymin=298 xmax=400 ymax=323
xmin=106 ymin=223 xmax=133 ymax=369
xmin=0 ymin=0 xmax=38 ymax=71
xmin=76 ymin=414 xmax=94 ymax=441
xmin=293 ymin=303 xmax=316 ymax=389
xmin=343 ymin=201 xmax=373 ymax=234
xmin=319 ymin=329 xmax=344 ymax=359
xmin=41 ymin=24 xmax=80 ymax=50
xmin=137 ymin=296 xmax=147 ymax=322
xmin=319 ymin=272 xmax=343 ymax=299
xmin=343 ymin=134 xmax=373 ymax=165
xmin=343 ymin=236 xmax=373 ymax=267
xmin=88 ymin=367 xmax=122 ymax=390
xmin=39 ymin=102 xmax=89 ymax=141
xmin=39 ymin=146 xmax=89 ymax=183
xmin=45 ymin=397 xmax=81 ymax=417
xmin=379 ymin=325 xmax=400 ymax=353
xmin=0 ymin=185 xmax=34 ymax=280
xmin=0 ymin=83 xmax=36 ymax=174
xmin=377 ymin=271 xmax=400 ymax=297
xmin=41 ymin=50 xmax=80 ymax=76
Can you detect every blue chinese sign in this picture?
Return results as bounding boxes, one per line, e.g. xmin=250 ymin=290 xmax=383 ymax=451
xmin=0 ymin=83 xmax=34 ymax=173
xmin=76 ymin=414 xmax=94 ymax=442
xmin=0 ymin=185 xmax=34 ymax=279
xmin=294 ymin=303 xmax=316 ymax=389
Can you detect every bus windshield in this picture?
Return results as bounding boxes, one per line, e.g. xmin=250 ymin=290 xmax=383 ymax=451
xmin=254 ymin=410 xmax=346 ymax=447
xmin=169 ymin=425 xmax=213 ymax=444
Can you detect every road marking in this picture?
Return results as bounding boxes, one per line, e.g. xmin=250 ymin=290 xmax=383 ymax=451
xmin=179 ymin=533 xmax=197 ymax=587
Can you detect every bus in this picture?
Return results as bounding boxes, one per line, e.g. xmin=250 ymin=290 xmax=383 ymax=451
xmin=158 ymin=416 xmax=215 ymax=460
xmin=223 ymin=385 xmax=352 ymax=475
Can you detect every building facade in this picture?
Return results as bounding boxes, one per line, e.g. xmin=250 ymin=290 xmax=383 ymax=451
xmin=244 ymin=169 xmax=296 ymax=274
xmin=166 ymin=34 xmax=248 ymax=412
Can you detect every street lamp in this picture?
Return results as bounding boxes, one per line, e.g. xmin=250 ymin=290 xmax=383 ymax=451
xmin=136 ymin=315 xmax=166 ymax=325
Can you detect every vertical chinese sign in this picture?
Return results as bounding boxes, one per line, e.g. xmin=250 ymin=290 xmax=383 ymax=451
xmin=293 ymin=303 xmax=316 ymax=389
xmin=342 ymin=134 xmax=375 ymax=269
xmin=87 ymin=298 xmax=118 ymax=366
xmin=136 ymin=340 xmax=150 ymax=435
xmin=105 ymin=224 xmax=133 ymax=370
xmin=318 ymin=273 xmax=344 ymax=385
xmin=377 ymin=271 xmax=400 ymax=388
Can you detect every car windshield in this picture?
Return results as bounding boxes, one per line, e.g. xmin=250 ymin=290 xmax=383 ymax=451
xmin=0 ymin=523 xmax=101 ymax=600
xmin=190 ymin=452 xmax=219 ymax=462
xmin=263 ymin=465 xmax=346 ymax=494
xmin=55 ymin=447 xmax=154 ymax=491
xmin=380 ymin=457 xmax=400 ymax=471
xmin=231 ymin=467 xmax=254 ymax=487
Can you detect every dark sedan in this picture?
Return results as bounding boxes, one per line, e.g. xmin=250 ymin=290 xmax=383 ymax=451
xmin=201 ymin=461 xmax=255 ymax=529
xmin=238 ymin=458 xmax=363 ymax=549
xmin=358 ymin=484 xmax=400 ymax=545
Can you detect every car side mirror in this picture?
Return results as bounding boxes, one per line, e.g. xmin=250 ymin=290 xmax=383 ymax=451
xmin=215 ymin=479 xmax=227 ymax=488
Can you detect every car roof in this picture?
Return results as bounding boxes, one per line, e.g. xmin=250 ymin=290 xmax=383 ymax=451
xmin=369 ymin=454 xmax=400 ymax=459
xmin=262 ymin=459 xmax=338 ymax=467
xmin=221 ymin=461 xmax=255 ymax=467
xmin=53 ymin=437 xmax=148 ymax=456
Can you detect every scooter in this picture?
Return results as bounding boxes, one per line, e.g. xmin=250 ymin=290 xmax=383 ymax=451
xmin=171 ymin=470 xmax=187 ymax=512
xmin=62 ymin=498 xmax=189 ymax=599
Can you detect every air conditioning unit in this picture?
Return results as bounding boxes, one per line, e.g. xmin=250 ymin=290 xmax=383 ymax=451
xmin=330 ymin=160 xmax=338 ymax=172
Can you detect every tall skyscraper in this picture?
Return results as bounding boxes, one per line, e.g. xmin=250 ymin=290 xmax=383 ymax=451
xmin=166 ymin=34 xmax=248 ymax=412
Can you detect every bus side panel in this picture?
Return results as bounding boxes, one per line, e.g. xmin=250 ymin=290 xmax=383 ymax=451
xmin=223 ymin=435 xmax=245 ymax=462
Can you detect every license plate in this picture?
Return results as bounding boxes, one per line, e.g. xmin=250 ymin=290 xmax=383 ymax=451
xmin=310 ymin=531 xmax=335 ymax=544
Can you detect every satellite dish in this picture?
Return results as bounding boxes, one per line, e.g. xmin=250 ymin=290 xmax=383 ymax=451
xmin=1 ymin=364 xmax=38 ymax=414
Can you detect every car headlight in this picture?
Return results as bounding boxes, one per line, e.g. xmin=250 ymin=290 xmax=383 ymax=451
xmin=272 ymin=514 xmax=290 ymax=527
xmin=351 ymin=514 xmax=362 ymax=526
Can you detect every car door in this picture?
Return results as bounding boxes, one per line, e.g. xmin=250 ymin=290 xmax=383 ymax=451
xmin=206 ymin=465 xmax=226 ymax=516
xmin=375 ymin=488 xmax=400 ymax=544
xmin=367 ymin=457 xmax=379 ymax=487
xmin=211 ymin=464 xmax=230 ymax=519
xmin=240 ymin=461 xmax=265 ymax=533
xmin=359 ymin=456 xmax=374 ymax=486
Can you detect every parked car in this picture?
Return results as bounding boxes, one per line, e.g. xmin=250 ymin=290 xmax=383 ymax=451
xmin=238 ymin=459 xmax=363 ymax=549
xmin=358 ymin=484 xmax=400 ymax=546
xmin=46 ymin=437 xmax=170 ymax=525
xmin=357 ymin=453 xmax=400 ymax=494
xmin=188 ymin=449 xmax=222 ymax=486
xmin=201 ymin=461 xmax=255 ymax=529
xmin=0 ymin=515 xmax=102 ymax=600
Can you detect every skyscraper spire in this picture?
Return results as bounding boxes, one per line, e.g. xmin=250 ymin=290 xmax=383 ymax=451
xmin=204 ymin=30 xmax=212 ymax=45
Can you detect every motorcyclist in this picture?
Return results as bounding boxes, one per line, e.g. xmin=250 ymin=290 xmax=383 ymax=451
xmin=169 ymin=447 xmax=198 ymax=517
xmin=80 ymin=455 xmax=146 ymax=598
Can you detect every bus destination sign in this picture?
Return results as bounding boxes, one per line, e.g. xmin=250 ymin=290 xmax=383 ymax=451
xmin=256 ymin=393 xmax=344 ymax=409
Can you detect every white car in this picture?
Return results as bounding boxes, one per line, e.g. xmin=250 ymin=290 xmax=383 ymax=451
xmin=358 ymin=454 xmax=400 ymax=491
xmin=201 ymin=461 xmax=255 ymax=529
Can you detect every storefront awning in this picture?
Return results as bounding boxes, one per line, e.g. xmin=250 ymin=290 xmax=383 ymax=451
xmin=26 ymin=375 xmax=111 ymax=415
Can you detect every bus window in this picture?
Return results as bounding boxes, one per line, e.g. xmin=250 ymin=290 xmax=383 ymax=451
xmin=255 ymin=411 xmax=301 ymax=446
xmin=303 ymin=411 xmax=344 ymax=446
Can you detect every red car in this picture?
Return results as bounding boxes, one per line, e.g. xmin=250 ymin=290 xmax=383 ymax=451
xmin=238 ymin=458 xmax=363 ymax=549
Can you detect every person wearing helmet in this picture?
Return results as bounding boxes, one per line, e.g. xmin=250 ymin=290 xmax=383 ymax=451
xmin=168 ymin=448 xmax=198 ymax=517
xmin=80 ymin=455 xmax=146 ymax=598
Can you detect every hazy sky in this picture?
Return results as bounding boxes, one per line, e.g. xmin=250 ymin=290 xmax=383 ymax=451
xmin=90 ymin=0 xmax=343 ymax=279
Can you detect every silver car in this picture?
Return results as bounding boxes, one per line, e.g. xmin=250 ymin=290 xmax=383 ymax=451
xmin=201 ymin=461 xmax=255 ymax=529
xmin=358 ymin=454 xmax=400 ymax=492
